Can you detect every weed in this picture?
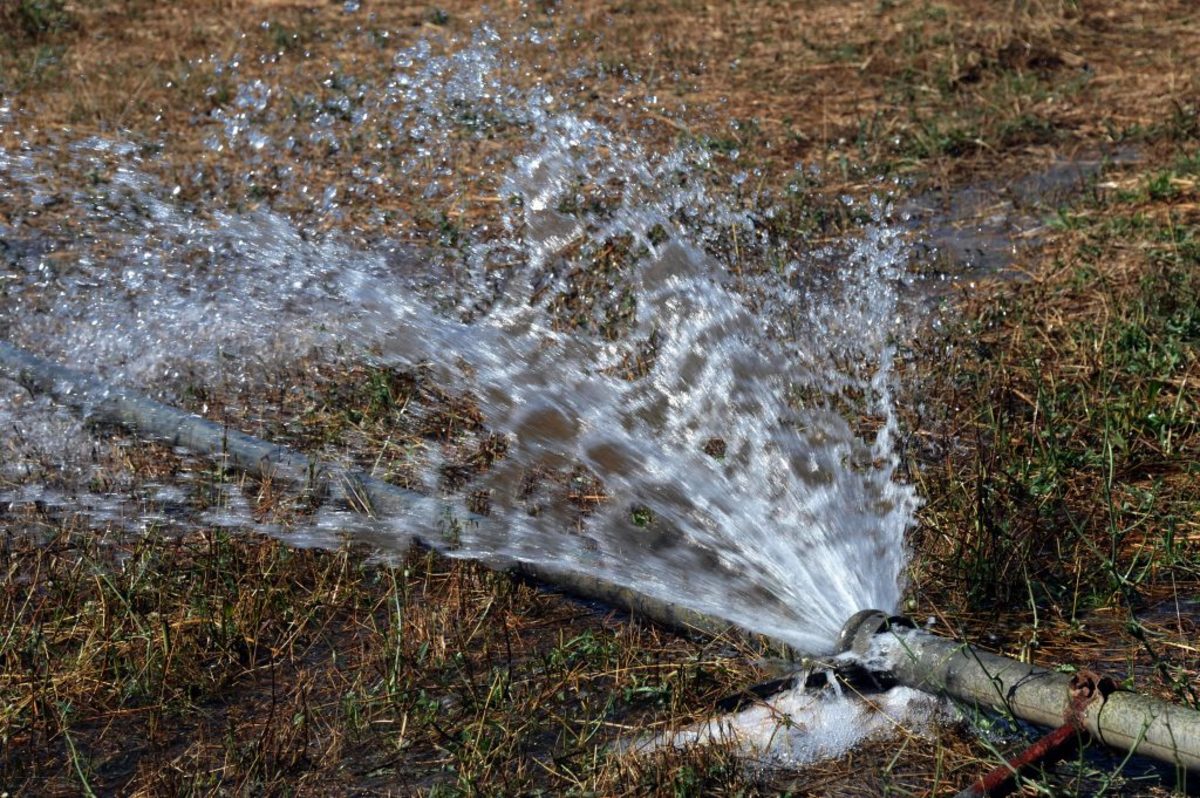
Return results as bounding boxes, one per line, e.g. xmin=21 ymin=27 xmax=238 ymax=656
xmin=5 ymin=0 xmax=74 ymax=40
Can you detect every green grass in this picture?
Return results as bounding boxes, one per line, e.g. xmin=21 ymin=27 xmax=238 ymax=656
xmin=912 ymin=153 xmax=1200 ymax=721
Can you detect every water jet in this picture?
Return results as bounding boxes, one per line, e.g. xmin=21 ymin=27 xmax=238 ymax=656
xmin=0 ymin=339 xmax=791 ymax=653
xmin=6 ymin=338 xmax=1200 ymax=790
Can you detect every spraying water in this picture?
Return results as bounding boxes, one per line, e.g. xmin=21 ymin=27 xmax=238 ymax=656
xmin=0 ymin=19 xmax=919 ymax=654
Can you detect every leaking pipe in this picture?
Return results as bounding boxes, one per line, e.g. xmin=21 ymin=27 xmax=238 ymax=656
xmin=0 ymin=341 xmax=763 ymax=650
xmin=11 ymin=341 xmax=1197 ymax=776
xmin=838 ymin=610 xmax=1200 ymax=776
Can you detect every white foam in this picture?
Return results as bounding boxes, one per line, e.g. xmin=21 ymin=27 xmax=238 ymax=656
xmin=629 ymin=684 xmax=953 ymax=768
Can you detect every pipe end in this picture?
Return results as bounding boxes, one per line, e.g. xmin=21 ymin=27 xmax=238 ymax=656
xmin=835 ymin=609 xmax=888 ymax=655
xmin=836 ymin=609 xmax=915 ymax=656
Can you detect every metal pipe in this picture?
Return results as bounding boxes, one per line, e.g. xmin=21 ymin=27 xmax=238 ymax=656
xmin=838 ymin=610 xmax=1200 ymax=776
xmin=0 ymin=340 xmax=767 ymax=650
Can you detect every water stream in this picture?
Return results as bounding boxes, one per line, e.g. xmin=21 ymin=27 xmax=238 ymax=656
xmin=0 ymin=19 xmax=919 ymax=656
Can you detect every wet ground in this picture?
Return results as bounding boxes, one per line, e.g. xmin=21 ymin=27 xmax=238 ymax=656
xmin=905 ymin=146 xmax=1142 ymax=278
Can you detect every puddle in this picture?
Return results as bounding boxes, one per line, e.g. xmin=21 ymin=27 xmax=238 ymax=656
xmin=903 ymin=147 xmax=1141 ymax=279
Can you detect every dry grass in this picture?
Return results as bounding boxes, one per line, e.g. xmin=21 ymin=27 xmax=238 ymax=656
xmin=1 ymin=0 xmax=1198 ymax=795
xmin=0 ymin=522 xmax=747 ymax=794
